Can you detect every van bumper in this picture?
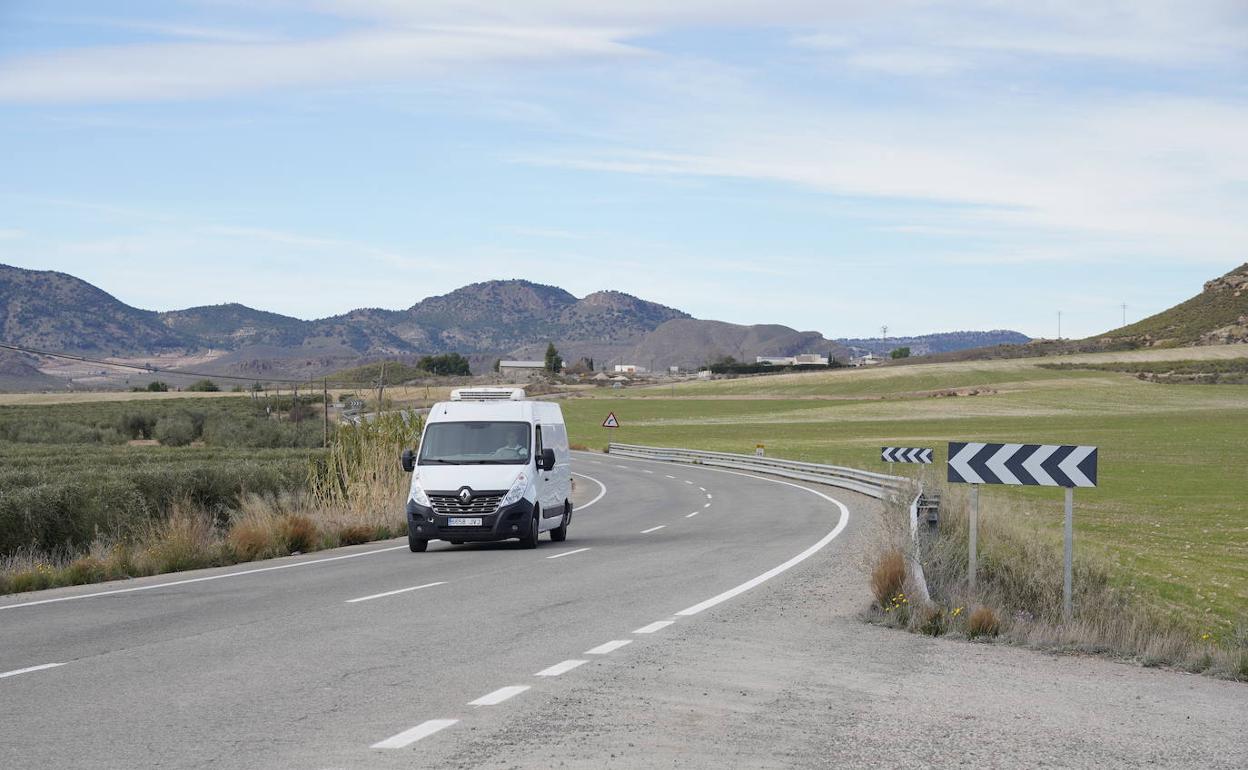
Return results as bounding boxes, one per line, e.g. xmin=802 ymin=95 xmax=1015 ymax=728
xmin=406 ymin=499 xmax=536 ymax=543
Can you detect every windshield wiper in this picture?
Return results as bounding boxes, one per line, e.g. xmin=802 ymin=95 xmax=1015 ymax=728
xmin=423 ymin=458 xmax=463 ymax=465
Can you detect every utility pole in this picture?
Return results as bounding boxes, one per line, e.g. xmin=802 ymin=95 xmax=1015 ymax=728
xmin=322 ymin=379 xmax=329 ymax=448
xmin=1057 ymin=311 xmax=1062 ymax=341
xmin=880 ymin=325 xmax=888 ymax=340
xmin=1121 ymin=303 xmax=1127 ymax=327
xmin=378 ymin=360 xmax=387 ymax=413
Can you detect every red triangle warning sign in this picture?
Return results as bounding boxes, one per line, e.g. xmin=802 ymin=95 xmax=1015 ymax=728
xmin=602 ymin=412 xmax=619 ymax=428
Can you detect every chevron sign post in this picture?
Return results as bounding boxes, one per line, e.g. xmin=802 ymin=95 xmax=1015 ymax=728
xmin=880 ymin=447 xmax=933 ymax=464
xmin=947 ymin=442 xmax=1099 ymax=617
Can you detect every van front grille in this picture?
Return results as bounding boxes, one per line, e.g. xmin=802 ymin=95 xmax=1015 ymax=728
xmin=428 ymin=492 xmax=504 ymax=516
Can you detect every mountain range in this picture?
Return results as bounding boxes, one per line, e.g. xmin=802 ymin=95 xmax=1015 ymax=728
xmin=0 ymin=263 xmax=1037 ymax=385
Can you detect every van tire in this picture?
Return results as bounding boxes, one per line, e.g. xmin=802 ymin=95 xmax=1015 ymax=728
xmin=549 ymin=502 xmax=569 ymax=542
xmin=520 ymin=510 xmax=540 ymax=549
xmin=408 ymin=534 xmax=428 ymax=552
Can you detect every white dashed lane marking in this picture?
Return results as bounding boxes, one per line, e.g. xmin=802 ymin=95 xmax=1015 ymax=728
xmin=469 ymin=686 xmax=530 ymax=706
xmin=372 ymin=719 xmax=458 ymax=749
xmin=684 ymin=480 xmax=693 ymax=484
xmin=703 ymin=502 xmax=711 ymax=508
xmin=640 ymin=525 xmax=666 ymax=534
xmin=345 ymin=581 xmax=446 ymax=604
xmin=0 ymin=662 xmax=65 ymax=680
xmin=633 ymin=620 xmax=674 ymax=634
xmin=546 ymin=547 xmax=591 ymax=560
xmin=535 ymin=659 xmax=588 ymax=677
xmin=686 ymin=511 xmax=699 ymax=518
xmin=665 ymin=474 xmax=676 ymax=479
xmin=585 ymin=640 xmax=632 ymax=655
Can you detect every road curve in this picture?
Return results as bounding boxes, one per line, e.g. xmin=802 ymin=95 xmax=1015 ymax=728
xmin=0 ymin=451 xmax=868 ymax=769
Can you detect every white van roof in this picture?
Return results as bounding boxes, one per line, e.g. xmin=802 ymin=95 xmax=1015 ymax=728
xmin=428 ymin=397 xmax=564 ymax=425
xmin=450 ymin=387 xmax=526 ymax=401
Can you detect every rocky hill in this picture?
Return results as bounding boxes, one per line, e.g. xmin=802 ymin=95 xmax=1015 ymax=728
xmin=0 ymin=265 xmax=191 ymax=354
xmin=1095 ymin=263 xmax=1248 ymax=348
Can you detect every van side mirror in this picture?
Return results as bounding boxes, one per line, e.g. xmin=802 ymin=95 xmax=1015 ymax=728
xmin=540 ymin=448 xmax=556 ymax=472
xmin=401 ymin=449 xmax=415 ymax=473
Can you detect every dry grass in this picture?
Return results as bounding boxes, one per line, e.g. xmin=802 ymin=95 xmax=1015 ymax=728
xmin=863 ymin=486 xmax=1248 ymax=681
xmin=870 ymin=549 xmax=907 ymax=607
xmin=0 ymin=413 xmax=420 ymax=597
xmin=967 ymin=607 xmax=1001 ymax=638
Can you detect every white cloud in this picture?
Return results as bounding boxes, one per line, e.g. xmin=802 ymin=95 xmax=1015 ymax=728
xmin=0 ymin=26 xmax=643 ymax=102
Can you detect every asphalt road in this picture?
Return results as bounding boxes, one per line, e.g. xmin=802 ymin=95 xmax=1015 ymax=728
xmin=0 ymin=451 xmax=862 ymax=769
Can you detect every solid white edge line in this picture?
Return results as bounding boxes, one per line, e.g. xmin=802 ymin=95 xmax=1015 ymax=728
xmin=345 ymin=581 xmax=446 ymax=604
xmin=676 ymin=489 xmax=849 ymax=617
xmin=570 ymin=471 xmax=607 ymax=511
xmin=372 ymin=719 xmax=458 ymax=749
xmin=585 ymin=639 xmax=632 ymax=655
xmin=591 ymin=451 xmax=853 ymax=620
xmin=469 ymin=685 xmax=531 ymax=706
xmin=0 ymin=545 xmax=409 ymax=612
xmin=546 ymin=547 xmax=591 ymax=560
xmin=640 ymin=525 xmax=666 ymax=534
xmin=535 ymin=659 xmax=589 ymax=677
xmin=633 ymin=620 xmax=674 ymax=634
xmin=0 ymin=662 xmax=65 ymax=679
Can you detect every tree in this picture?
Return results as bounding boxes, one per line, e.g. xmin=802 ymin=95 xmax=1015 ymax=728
xmin=417 ymin=353 xmax=471 ymax=376
xmin=544 ymin=342 xmax=563 ymax=373
xmin=890 ymin=347 xmax=911 ymax=359
xmin=493 ymin=359 xmax=501 ymax=373
xmin=146 ymin=381 xmax=169 ymax=392
xmin=187 ymin=379 xmax=220 ymax=392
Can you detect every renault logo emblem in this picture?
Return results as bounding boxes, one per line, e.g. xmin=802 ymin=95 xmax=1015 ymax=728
xmin=458 ymin=488 xmax=473 ymax=504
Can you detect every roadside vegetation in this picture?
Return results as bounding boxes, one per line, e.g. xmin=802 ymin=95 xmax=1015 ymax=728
xmin=863 ymin=487 xmax=1247 ymax=681
xmin=0 ymin=397 xmax=418 ymax=596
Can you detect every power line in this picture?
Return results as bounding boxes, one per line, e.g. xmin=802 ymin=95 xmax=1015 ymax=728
xmin=0 ymin=341 xmax=383 ymax=387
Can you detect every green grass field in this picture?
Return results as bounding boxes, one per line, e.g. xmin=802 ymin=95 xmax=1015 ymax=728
xmin=563 ymin=350 xmax=1248 ymax=629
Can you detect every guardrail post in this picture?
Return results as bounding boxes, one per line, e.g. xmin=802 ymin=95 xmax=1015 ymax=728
xmin=968 ymin=484 xmax=979 ymax=598
xmin=1063 ymin=487 xmax=1073 ymax=618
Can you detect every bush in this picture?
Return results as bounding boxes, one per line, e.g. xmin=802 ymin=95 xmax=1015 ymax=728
xmin=186 ymin=379 xmax=220 ymax=392
xmin=918 ymin=606 xmax=948 ymax=636
xmin=967 ymin=606 xmax=1001 ymax=639
xmin=154 ymin=415 xmax=196 ymax=446
xmin=870 ymin=549 xmax=907 ymax=607
xmin=336 ymin=523 xmax=373 ymax=546
xmin=278 ymin=515 xmax=318 ymax=553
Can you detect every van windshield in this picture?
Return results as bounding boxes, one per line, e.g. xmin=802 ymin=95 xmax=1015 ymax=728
xmin=418 ymin=421 xmax=531 ymax=465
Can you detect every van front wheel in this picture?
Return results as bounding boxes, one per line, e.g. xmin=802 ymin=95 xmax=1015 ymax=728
xmin=520 ymin=510 xmax=540 ymax=549
xmin=408 ymin=534 xmax=428 ymax=552
xmin=549 ymin=503 xmax=569 ymax=542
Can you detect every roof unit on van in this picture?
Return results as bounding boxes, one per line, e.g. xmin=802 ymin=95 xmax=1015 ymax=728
xmin=450 ymin=387 xmax=527 ymax=401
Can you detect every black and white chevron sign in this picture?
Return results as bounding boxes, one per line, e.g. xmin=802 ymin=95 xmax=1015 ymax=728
xmin=881 ymin=447 xmax=933 ymax=464
xmin=947 ymin=442 xmax=1097 ymax=488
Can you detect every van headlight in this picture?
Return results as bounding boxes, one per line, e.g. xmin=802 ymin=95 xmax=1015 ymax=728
xmin=499 ymin=472 xmax=529 ymax=507
xmin=409 ymin=477 xmax=430 ymax=507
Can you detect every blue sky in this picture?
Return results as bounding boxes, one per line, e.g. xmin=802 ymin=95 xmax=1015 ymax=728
xmin=1 ymin=1 xmax=1245 ymax=340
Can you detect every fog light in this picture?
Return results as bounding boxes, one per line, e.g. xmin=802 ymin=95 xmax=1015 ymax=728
xmin=416 ymin=526 xmax=424 ymax=533
xmin=511 ymin=525 xmax=519 ymax=532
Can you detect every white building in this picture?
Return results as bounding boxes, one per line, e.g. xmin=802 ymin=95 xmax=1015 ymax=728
xmin=755 ymin=354 xmax=829 ymax=367
xmin=614 ymin=364 xmax=647 ymax=374
xmin=850 ymin=353 xmax=884 ymax=367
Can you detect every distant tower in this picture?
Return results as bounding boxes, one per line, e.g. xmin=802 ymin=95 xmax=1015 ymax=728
xmin=1057 ymin=311 xmax=1062 ymax=340
xmin=880 ymin=325 xmax=888 ymax=340
xmin=1121 ymin=303 xmax=1127 ymax=327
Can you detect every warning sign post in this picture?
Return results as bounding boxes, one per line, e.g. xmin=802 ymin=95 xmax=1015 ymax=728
xmin=602 ymin=412 xmax=619 ymax=428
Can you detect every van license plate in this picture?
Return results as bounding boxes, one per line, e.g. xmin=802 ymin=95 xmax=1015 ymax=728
xmin=448 ymin=517 xmax=482 ymax=527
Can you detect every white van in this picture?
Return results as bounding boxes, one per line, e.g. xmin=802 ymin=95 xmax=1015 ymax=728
xmin=400 ymin=388 xmax=572 ymax=552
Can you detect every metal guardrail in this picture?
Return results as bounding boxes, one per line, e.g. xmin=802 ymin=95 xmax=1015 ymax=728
xmin=606 ymin=442 xmax=911 ymax=500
